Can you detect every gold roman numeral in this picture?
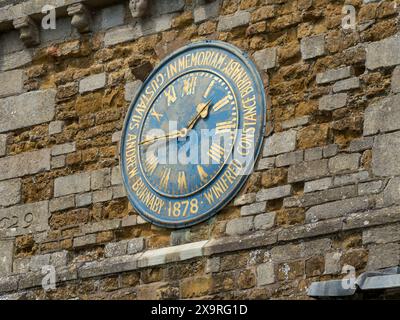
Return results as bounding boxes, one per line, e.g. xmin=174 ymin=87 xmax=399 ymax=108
xmin=182 ymin=77 xmax=197 ymax=96
xmin=208 ymin=143 xmax=225 ymax=163
xmin=203 ymin=80 xmax=215 ymax=98
xmin=177 ymin=171 xmax=188 ymax=193
xmin=145 ymin=152 xmax=158 ymax=175
xmin=151 ymin=109 xmax=162 ymax=122
xmin=197 ymin=165 xmax=209 ymax=183
xmin=164 ymin=85 xmax=177 ymax=106
xmin=216 ymin=121 xmax=236 ymax=134
xmin=213 ymin=96 xmax=230 ymax=112
xmin=160 ymin=168 xmax=171 ymax=190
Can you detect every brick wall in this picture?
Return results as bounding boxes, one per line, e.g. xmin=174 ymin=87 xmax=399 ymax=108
xmin=0 ymin=0 xmax=400 ymax=299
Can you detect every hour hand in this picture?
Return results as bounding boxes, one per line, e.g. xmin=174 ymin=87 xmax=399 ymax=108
xmin=187 ymin=100 xmax=212 ymax=131
xmin=139 ymin=129 xmax=187 ymax=146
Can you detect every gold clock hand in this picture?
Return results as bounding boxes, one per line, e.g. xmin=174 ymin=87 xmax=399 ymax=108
xmin=139 ymin=129 xmax=187 ymax=146
xmin=187 ymin=100 xmax=212 ymax=131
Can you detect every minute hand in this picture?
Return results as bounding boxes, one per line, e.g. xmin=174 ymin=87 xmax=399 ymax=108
xmin=187 ymin=100 xmax=212 ymax=131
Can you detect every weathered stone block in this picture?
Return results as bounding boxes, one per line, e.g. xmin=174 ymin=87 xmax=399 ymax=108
xmin=0 ymin=201 xmax=49 ymax=237
xmin=256 ymin=157 xmax=275 ymax=171
xmin=194 ymin=0 xmax=220 ymax=23
xmin=366 ymin=34 xmax=400 ymax=70
xmin=256 ymin=185 xmax=292 ymax=202
xmin=217 ymin=11 xmax=250 ymax=31
xmin=363 ymin=223 xmax=400 ymax=245
xmin=93 ymin=189 xmax=113 ymax=203
xmin=225 ymin=216 xmax=254 ymax=236
xmin=319 ymin=93 xmax=347 ymax=111
xmin=253 ymin=47 xmax=277 ymax=71
xmin=305 ymin=196 xmax=370 ymax=223
xmin=256 ymin=262 xmax=275 ymax=286
xmin=333 ymin=171 xmax=369 ymax=187
xmin=73 ymin=234 xmax=97 ymax=248
xmin=333 ymin=77 xmax=360 ymax=93
xmin=0 ymin=240 xmax=14 ymax=275
xmin=278 ymin=218 xmax=342 ymax=241
xmin=358 ymin=180 xmax=382 ymax=196
xmin=0 ymin=90 xmax=56 ymax=133
xmin=54 ymin=172 xmax=91 ymax=197
xmin=241 ymin=201 xmax=266 ymax=216
xmin=99 ymin=4 xmax=125 ymax=30
xmin=263 ymin=130 xmax=297 ymax=157
xmin=205 ymin=257 xmax=220 ymax=273
xmin=282 ymin=116 xmax=310 ymax=129
xmin=51 ymin=155 xmax=65 ymax=169
xmin=51 ymin=142 xmax=76 ymax=156
xmin=76 ymin=192 xmax=92 ymax=207
xmin=111 ymin=166 xmax=122 ymax=185
xmin=79 ymin=73 xmax=106 ymax=93
xmin=288 ymin=159 xmax=328 ymax=183
xmin=48 ymin=121 xmax=64 ymax=135
xmin=0 ymin=179 xmax=21 ymax=207
xmin=300 ymin=34 xmax=325 ymax=60
xmin=323 ymin=144 xmax=338 ymax=158
xmin=372 ymin=131 xmax=400 ymax=176
xmin=304 ymin=177 xmax=332 ymax=193
xmin=276 ymin=150 xmax=303 ymax=167
xmin=154 ymin=0 xmax=185 ymax=15
xmin=254 ymin=212 xmax=276 ymax=230
xmin=328 ymin=153 xmax=360 ymax=173
xmin=234 ymin=193 xmax=256 ymax=206
xmin=364 ymin=94 xmax=400 ymax=136
xmin=0 ymin=69 xmax=25 ymax=98
xmin=316 ymin=66 xmax=352 ymax=84
xmin=304 ymin=147 xmax=322 ymax=161
xmin=49 ymin=195 xmax=75 ymax=212
xmin=392 ymin=66 xmax=400 ymax=93
xmin=367 ymin=243 xmax=400 ymax=271
xmin=127 ymin=238 xmax=145 ymax=254
xmin=112 ymin=185 xmax=126 ymax=199
xmin=104 ymin=25 xmax=137 ymax=47
xmin=349 ymin=137 xmax=374 ymax=152
xmin=124 ymin=80 xmax=142 ymax=102
xmin=105 ymin=241 xmax=128 ymax=258
xmin=0 ymin=149 xmax=50 ymax=181
xmin=91 ymin=168 xmax=111 ymax=190
xmin=344 ymin=206 xmax=400 ymax=231
xmin=324 ymin=251 xmax=342 ymax=274
xmin=0 ymin=134 xmax=5 ymax=157
xmin=0 ymin=50 xmax=33 ymax=72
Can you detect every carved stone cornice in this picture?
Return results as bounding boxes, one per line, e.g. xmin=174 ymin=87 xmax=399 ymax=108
xmin=12 ymin=16 xmax=40 ymax=47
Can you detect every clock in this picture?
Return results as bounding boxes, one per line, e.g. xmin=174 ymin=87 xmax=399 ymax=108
xmin=120 ymin=41 xmax=266 ymax=228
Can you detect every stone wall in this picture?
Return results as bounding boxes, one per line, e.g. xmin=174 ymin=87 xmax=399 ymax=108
xmin=0 ymin=0 xmax=400 ymax=300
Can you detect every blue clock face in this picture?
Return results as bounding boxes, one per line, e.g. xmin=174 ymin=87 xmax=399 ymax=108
xmin=120 ymin=41 xmax=266 ymax=228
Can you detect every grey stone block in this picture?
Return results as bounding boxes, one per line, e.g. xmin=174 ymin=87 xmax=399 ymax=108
xmin=93 ymin=189 xmax=113 ymax=203
xmin=49 ymin=195 xmax=75 ymax=212
xmin=304 ymin=177 xmax=332 ymax=193
xmin=79 ymin=73 xmax=106 ymax=93
xmin=217 ymin=11 xmax=250 ymax=31
xmin=344 ymin=206 xmax=400 ymax=231
xmin=0 ymin=30 xmax=24 ymax=56
xmin=0 ymin=69 xmax=25 ymax=98
xmin=305 ymin=196 xmax=370 ymax=223
xmin=323 ymin=144 xmax=339 ymax=158
xmin=364 ymin=94 xmax=400 ymax=136
xmin=194 ymin=0 xmax=220 ymax=23
xmin=328 ymin=153 xmax=360 ymax=173
xmin=278 ymin=218 xmax=342 ymax=241
xmin=29 ymin=254 xmax=50 ymax=272
xmin=127 ymin=238 xmax=145 ymax=254
xmin=366 ymin=34 xmax=400 ymax=70
xmin=105 ymin=241 xmax=128 ymax=258
xmin=392 ymin=66 xmax=400 ymax=93
xmin=253 ymin=47 xmax=277 ymax=71
xmin=78 ymin=255 xmax=138 ymax=279
xmin=51 ymin=155 xmax=65 ymax=169
xmin=99 ymin=4 xmax=125 ymax=30
xmin=104 ymin=25 xmax=137 ymax=47
xmin=0 ymin=90 xmax=56 ymax=133
xmin=76 ymin=192 xmax=92 ymax=207
xmin=333 ymin=77 xmax=360 ymax=93
xmin=0 ymin=179 xmax=21 ymax=207
xmin=363 ymin=223 xmax=400 ymax=245
xmin=256 ymin=157 xmax=275 ymax=171
xmin=205 ymin=257 xmax=220 ymax=273
xmin=48 ymin=121 xmax=64 ymax=135
xmin=234 ymin=193 xmax=256 ymax=206
xmin=51 ymin=142 xmax=76 ymax=156
xmin=304 ymin=147 xmax=323 ymax=161
xmin=0 ymin=50 xmax=32 ymax=72
xmin=0 ymin=275 xmax=19 ymax=293
xmin=324 ymin=251 xmax=342 ymax=275
xmin=256 ymin=262 xmax=275 ymax=286
xmin=263 ymin=130 xmax=297 ymax=157
xmin=54 ymin=172 xmax=91 ymax=197
xmin=91 ymin=168 xmax=111 ymax=190
xmin=0 ymin=134 xmax=5 ymax=156
xmin=112 ymin=185 xmax=127 ymax=199
xmin=381 ymin=177 xmax=400 ymax=207
xmin=316 ymin=66 xmax=352 ymax=84
xmin=254 ymin=212 xmax=276 ymax=230
xmin=0 ymin=149 xmax=51 ymax=181
xmin=0 ymin=201 xmax=49 ymax=237
xmin=319 ymin=93 xmax=347 ymax=111
xmin=241 ymin=201 xmax=266 ymax=216
xmin=288 ymin=159 xmax=328 ymax=183
xmin=358 ymin=181 xmax=383 ymax=196
xmin=122 ymin=215 xmax=137 ymax=227
xmin=112 ymin=131 xmax=122 ymax=143
xmin=40 ymin=17 xmax=73 ymax=43
xmin=124 ymin=80 xmax=142 ymax=102
xmin=282 ymin=116 xmax=310 ymax=129
xmin=111 ymin=166 xmax=122 ymax=185
xmin=0 ymin=240 xmax=14 ymax=276
xmin=256 ymin=185 xmax=292 ymax=202
xmin=367 ymin=243 xmax=400 ymax=271
xmin=333 ymin=171 xmax=369 ymax=186
xmin=300 ymin=34 xmax=325 ymax=60
xmin=81 ymin=219 xmax=120 ymax=234
xmin=349 ymin=137 xmax=374 ymax=152
xmin=154 ymin=0 xmax=185 ymax=15
xmin=226 ymin=216 xmax=254 ymax=236
xmin=275 ymin=150 xmax=303 ymax=167
xmin=372 ymin=131 xmax=400 ymax=176
xmin=73 ymin=234 xmax=97 ymax=248
xmin=299 ymin=185 xmax=357 ymax=207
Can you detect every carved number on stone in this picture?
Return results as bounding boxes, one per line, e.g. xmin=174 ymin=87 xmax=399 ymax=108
xmin=0 ymin=213 xmax=33 ymax=230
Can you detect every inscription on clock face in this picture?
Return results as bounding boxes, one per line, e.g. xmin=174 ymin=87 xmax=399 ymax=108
xmin=120 ymin=41 xmax=266 ymax=228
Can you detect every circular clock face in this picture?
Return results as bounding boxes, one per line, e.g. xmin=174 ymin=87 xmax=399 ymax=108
xmin=120 ymin=41 xmax=266 ymax=228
